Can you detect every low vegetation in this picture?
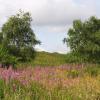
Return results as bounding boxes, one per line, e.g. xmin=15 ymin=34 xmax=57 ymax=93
xmin=0 ymin=65 xmax=100 ymax=100
xmin=17 ymin=52 xmax=67 ymax=68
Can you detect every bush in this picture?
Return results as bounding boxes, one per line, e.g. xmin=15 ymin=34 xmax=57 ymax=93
xmin=0 ymin=45 xmax=18 ymax=68
xmin=65 ymin=52 xmax=89 ymax=63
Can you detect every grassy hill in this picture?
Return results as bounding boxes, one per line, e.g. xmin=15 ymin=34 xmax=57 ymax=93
xmin=17 ymin=51 xmax=67 ymax=68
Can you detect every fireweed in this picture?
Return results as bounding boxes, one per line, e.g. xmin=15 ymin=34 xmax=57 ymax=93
xmin=0 ymin=65 xmax=99 ymax=100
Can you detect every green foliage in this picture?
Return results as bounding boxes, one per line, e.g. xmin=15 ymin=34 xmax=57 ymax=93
xmin=0 ymin=10 xmax=40 ymax=62
xmin=0 ymin=10 xmax=40 ymax=67
xmin=0 ymin=45 xmax=18 ymax=67
xmin=65 ymin=52 xmax=89 ymax=63
xmin=19 ymin=47 xmax=36 ymax=61
xmin=65 ymin=16 xmax=100 ymax=63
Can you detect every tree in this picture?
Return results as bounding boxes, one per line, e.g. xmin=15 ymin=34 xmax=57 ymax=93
xmin=0 ymin=11 xmax=40 ymax=61
xmin=64 ymin=16 xmax=100 ymax=63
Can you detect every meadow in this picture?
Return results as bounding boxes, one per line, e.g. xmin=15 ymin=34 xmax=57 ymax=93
xmin=0 ymin=52 xmax=100 ymax=100
xmin=17 ymin=52 xmax=67 ymax=68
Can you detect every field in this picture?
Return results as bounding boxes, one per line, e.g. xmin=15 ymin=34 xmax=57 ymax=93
xmin=0 ymin=64 xmax=100 ymax=100
xmin=17 ymin=52 xmax=67 ymax=68
xmin=0 ymin=52 xmax=100 ymax=100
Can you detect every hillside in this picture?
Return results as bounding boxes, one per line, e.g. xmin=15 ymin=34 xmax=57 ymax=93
xmin=17 ymin=51 xmax=67 ymax=68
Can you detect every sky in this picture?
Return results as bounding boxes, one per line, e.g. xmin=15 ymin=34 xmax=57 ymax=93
xmin=0 ymin=0 xmax=100 ymax=53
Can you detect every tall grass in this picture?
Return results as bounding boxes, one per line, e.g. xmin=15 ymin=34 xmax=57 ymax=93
xmin=17 ymin=52 xmax=67 ymax=68
xmin=0 ymin=65 xmax=100 ymax=100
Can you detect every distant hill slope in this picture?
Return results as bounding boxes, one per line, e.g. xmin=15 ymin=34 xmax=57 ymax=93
xmin=17 ymin=51 xmax=67 ymax=68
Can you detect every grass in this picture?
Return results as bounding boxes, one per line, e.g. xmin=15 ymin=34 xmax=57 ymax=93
xmin=17 ymin=51 xmax=67 ymax=68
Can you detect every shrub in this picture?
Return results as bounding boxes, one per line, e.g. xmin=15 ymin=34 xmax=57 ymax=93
xmin=65 ymin=52 xmax=89 ymax=64
xmin=0 ymin=45 xmax=18 ymax=68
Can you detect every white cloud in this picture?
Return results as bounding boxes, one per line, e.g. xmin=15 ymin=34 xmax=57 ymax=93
xmin=0 ymin=0 xmax=97 ymax=26
xmin=0 ymin=0 xmax=99 ymax=53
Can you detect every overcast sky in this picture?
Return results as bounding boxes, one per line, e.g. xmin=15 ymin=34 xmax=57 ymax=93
xmin=0 ymin=0 xmax=100 ymax=53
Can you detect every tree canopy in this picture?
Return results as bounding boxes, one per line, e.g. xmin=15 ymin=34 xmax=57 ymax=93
xmin=65 ymin=16 xmax=100 ymax=63
xmin=0 ymin=11 xmax=40 ymax=67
